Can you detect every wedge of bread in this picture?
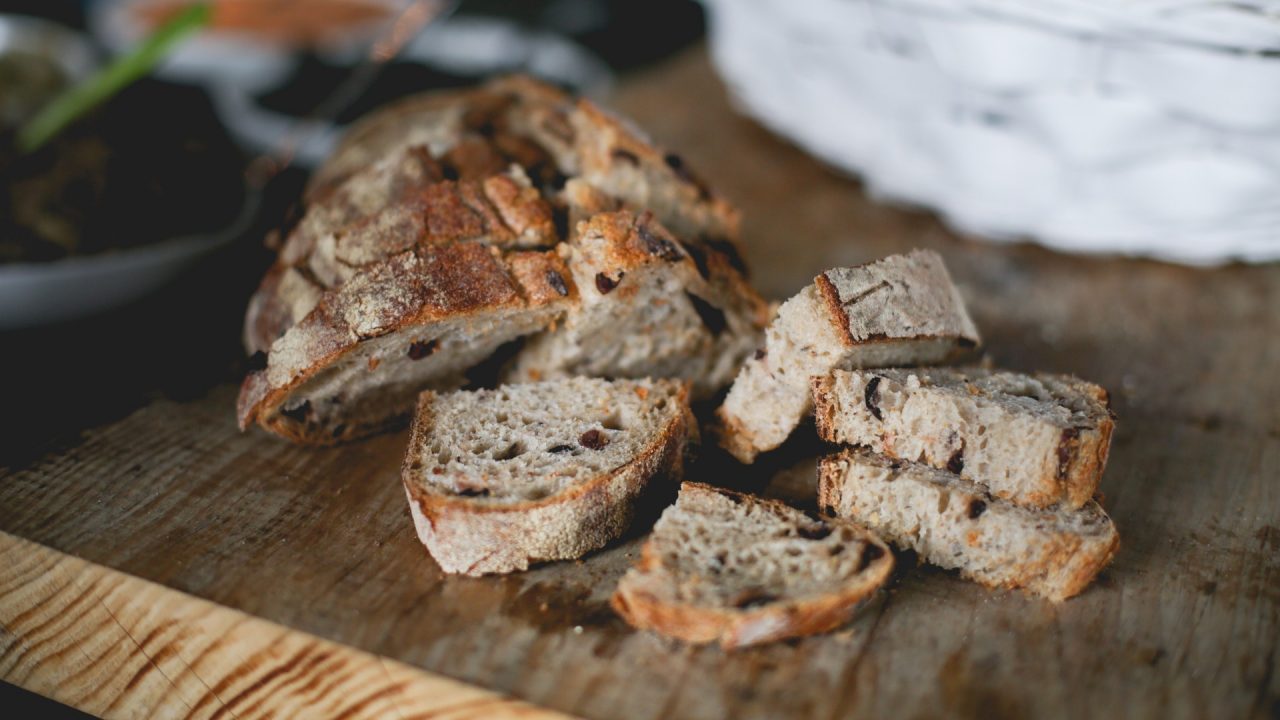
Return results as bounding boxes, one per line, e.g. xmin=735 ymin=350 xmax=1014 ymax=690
xmin=819 ymin=449 xmax=1118 ymax=602
xmin=611 ymin=482 xmax=894 ymax=649
xmin=237 ymin=244 xmax=573 ymax=444
xmin=402 ymin=377 xmax=696 ymax=576
xmin=505 ymin=209 xmax=769 ymax=399
xmin=813 ymin=367 xmax=1115 ymax=509
xmin=717 ymin=250 xmax=980 ymax=463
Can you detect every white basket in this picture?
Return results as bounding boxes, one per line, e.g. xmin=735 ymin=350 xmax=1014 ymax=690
xmin=703 ymin=0 xmax=1280 ymax=264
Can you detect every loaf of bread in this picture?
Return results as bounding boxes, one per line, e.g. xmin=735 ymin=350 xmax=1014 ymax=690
xmin=717 ymin=250 xmax=980 ymax=463
xmin=819 ymin=449 xmax=1118 ymax=602
xmin=813 ymin=367 xmax=1114 ymax=508
xmin=240 ymin=76 xmax=765 ymax=444
xmin=402 ymin=377 xmax=696 ymax=576
xmin=612 ymin=482 xmax=894 ymax=649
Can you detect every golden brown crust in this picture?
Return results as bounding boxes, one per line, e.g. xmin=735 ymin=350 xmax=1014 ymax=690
xmin=712 ymin=406 xmax=766 ymax=465
xmin=814 ymin=273 xmax=857 ymax=348
xmin=610 ymin=483 xmax=894 ymax=650
xmin=1064 ymin=414 xmax=1115 ymax=509
xmin=238 ymin=244 xmax=561 ymax=444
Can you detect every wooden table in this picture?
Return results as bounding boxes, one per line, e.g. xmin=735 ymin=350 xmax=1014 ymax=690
xmin=2 ymin=47 xmax=1277 ymax=720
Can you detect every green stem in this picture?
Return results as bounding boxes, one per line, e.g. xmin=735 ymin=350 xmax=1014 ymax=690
xmin=16 ymin=3 xmax=212 ymax=153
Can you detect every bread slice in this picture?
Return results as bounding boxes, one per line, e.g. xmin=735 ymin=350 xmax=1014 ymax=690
xmin=819 ymin=449 xmax=1118 ymax=602
xmin=402 ymin=377 xmax=696 ymax=576
xmin=237 ymin=244 xmax=573 ymax=444
xmin=505 ymin=209 xmax=769 ymax=399
xmin=716 ymin=250 xmax=980 ymax=463
xmin=813 ymin=367 xmax=1115 ymax=509
xmin=245 ymin=146 xmax=558 ymax=355
xmin=611 ymin=482 xmax=894 ymax=649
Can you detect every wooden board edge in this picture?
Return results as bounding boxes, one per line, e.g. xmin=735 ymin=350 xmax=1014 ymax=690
xmin=0 ymin=531 xmax=575 ymax=719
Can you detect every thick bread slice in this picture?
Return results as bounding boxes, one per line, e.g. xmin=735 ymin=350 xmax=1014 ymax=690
xmin=611 ymin=482 xmax=894 ymax=650
xmin=245 ymin=147 xmax=557 ymax=354
xmin=814 ymin=367 xmax=1115 ymax=509
xmin=505 ymin=209 xmax=769 ymax=399
xmin=717 ymin=250 xmax=980 ymax=463
xmin=402 ymin=377 xmax=696 ymax=576
xmin=238 ymin=244 xmax=573 ymax=445
xmin=819 ymin=449 xmax=1119 ymax=602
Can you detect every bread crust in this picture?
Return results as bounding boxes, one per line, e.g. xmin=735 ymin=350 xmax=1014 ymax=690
xmin=241 ymin=74 xmax=761 ymax=444
xmin=818 ymin=449 xmax=1118 ymax=602
xmin=610 ymin=483 xmax=894 ymax=650
xmin=812 ymin=368 xmax=1115 ymax=509
xmin=402 ymin=381 xmax=695 ymax=575
xmin=237 ymin=245 xmax=572 ymax=444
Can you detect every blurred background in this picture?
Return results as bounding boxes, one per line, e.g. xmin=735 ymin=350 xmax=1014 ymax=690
xmin=1 ymin=0 xmax=1277 ymax=714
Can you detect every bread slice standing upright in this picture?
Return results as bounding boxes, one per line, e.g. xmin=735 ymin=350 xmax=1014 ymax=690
xmin=813 ymin=367 xmax=1115 ymax=508
xmin=717 ymin=250 xmax=980 ymax=463
xmin=819 ymin=449 xmax=1118 ymax=602
xmin=402 ymin=377 xmax=696 ymax=576
xmin=611 ymin=482 xmax=894 ymax=649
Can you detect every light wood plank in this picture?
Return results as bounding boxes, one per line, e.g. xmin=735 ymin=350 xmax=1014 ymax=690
xmin=0 ymin=532 xmax=572 ymax=719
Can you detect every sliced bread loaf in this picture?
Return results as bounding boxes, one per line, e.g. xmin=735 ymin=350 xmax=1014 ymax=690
xmin=813 ymin=367 xmax=1115 ymax=509
xmin=402 ymin=377 xmax=696 ymax=576
xmin=611 ymin=482 xmax=894 ymax=649
xmin=237 ymin=244 xmax=573 ymax=445
xmin=819 ymin=449 xmax=1119 ymax=602
xmin=505 ymin=210 xmax=769 ymax=399
xmin=717 ymin=250 xmax=980 ymax=463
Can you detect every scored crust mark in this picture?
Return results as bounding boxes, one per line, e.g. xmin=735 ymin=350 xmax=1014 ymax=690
xmin=845 ymin=280 xmax=892 ymax=307
xmin=864 ymin=376 xmax=884 ymax=421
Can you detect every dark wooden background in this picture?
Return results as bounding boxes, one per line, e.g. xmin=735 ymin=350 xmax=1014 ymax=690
xmin=2 ymin=48 xmax=1277 ymax=720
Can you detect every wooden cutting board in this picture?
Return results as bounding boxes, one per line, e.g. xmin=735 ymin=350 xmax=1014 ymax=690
xmin=2 ymin=48 xmax=1278 ymax=720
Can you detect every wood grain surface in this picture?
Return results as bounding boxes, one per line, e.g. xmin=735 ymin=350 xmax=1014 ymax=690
xmin=0 ymin=532 xmax=568 ymax=719
xmin=2 ymin=47 xmax=1278 ymax=720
